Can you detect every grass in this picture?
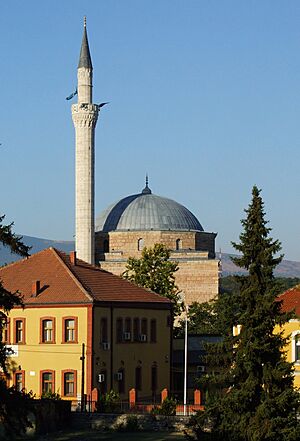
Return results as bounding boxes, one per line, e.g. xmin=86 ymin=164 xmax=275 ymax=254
xmin=34 ymin=429 xmax=186 ymax=441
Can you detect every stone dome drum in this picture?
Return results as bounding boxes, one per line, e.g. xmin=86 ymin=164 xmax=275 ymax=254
xmin=95 ymin=183 xmax=203 ymax=233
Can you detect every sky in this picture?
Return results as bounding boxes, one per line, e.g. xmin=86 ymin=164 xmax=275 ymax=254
xmin=0 ymin=1 xmax=299 ymax=261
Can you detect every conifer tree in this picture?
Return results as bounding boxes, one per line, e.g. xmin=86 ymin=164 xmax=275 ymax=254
xmin=0 ymin=214 xmax=32 ymax=436
xmin=187 ymin=186 xmax=300 ymax=441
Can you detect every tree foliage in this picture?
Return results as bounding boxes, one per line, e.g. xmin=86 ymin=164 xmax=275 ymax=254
xmin=122 ymin=243 xmax=182 ymax=316
xmin=187 ymin=186 xmax=300 ymax=441
xmin=0 ymin=214 xmax=32 ymax=437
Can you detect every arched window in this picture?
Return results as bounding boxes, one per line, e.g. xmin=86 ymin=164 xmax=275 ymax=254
xmin=151 ymin=363 xmax=158 ymax=392
xmin=176 ymin=239 xmax=182 ymax=250
xmin=138 ymin=238 xmax=144 ymax=251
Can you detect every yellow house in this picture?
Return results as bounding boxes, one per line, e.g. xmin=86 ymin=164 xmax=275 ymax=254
xmin=0 ymin=248 xmax=171 ymax=403
xmin=277 ymin=284 xmax=300 ymax=388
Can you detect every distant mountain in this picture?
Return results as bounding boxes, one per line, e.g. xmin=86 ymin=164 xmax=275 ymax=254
xmin=220 ymin=253 xmax=300 ymax=278
xmin=0 ymin=235 xmax=74 ymax=266
xmin=1 ymin=235 xmax=300 ymax=278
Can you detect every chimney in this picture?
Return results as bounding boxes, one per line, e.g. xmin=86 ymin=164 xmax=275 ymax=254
xmin=70 ymin=251 xmax=77 ymax=265
xmin=32 ymin=280 xmax=40 ymax=297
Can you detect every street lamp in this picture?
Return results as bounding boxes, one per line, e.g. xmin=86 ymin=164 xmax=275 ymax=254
xmin=179 ymin=293 xmax=188 ymax=416
xmin=183 ymin=302 xmax=188 ymax=416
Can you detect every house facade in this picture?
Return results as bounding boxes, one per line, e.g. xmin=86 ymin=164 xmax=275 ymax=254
xmin=278 ymin=284 xmax=300 ymax=388
xmin=0 ymin=248 xmax=171 ymax=402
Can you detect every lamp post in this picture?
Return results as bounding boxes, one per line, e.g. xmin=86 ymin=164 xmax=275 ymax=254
xmin=179 ymin=292 xmax=188 ymax=417
xmin=183 ymin=303 xmax=188 ymax=416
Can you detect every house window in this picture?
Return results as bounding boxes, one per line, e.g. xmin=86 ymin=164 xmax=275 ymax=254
xmin=176 ymin=238 xmax=182 ymax=250
xmin=138 ymin=238 xmax=144 ymax=251
xmin=133 ymin=318 xmax=140 ymax=341
xmin=14 ymin=371 xmax=25 ymax=392
xmin=295 ymin=335 xmax=300 ymax=362
xmin=99 ymin=369 xmax=107 ymax=394
xmin=62 ymin=370 xmax=77 ymax=397
xmin=63 ymin=317 xmax=77 ymax=343
xmin=151 ymin=365 xmax=157 ymax=392
xmin=116 ymin=318 xmax=123 ymax=343
xmin=100 ymin=317 xmax=108 ymax=343
xmin=135 ymin=366 xmax=142 ymax=391
xmin=141 ymin=318 xmax=147 ymax=339
xmin=14 ymin=318 xmax=25 ymax=344
xmin=41 ymin=371 xmax=55 ymax=395
xmin=40 ymin=318 xmax=55 ymax=343
xmin=0 ymin=314 xmax=9 ymax=344
xmin=125 ymin=318 xmax=131 ymax=336
xmin=150 ymin=319 xmax=157 ymax=343
xmin=118 ymin=368 xmax=125 ymax=394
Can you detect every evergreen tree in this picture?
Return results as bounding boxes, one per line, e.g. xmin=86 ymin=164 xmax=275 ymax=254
xmin=122 ymin=243 xmax=182 ymax=316
xmin=187 ymin=186 xmax=300 ymax=441
xmin=0 ymin=214 xmax=32 ymax=437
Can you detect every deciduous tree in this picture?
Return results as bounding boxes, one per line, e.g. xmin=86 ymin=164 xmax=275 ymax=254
xmin=122 ymin=243 xmax=182 ymax=316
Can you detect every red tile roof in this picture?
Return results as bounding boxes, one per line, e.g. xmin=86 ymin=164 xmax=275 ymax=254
xmin=0 ymin=248 xmax=171 ymax=307
xmin=278 ymin=285 xmax=300 ymax=316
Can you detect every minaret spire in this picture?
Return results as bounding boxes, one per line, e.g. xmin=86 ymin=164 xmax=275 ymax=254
xmin=72 ymin=19 xmax=99 ymax=264
xmin=78 ymin=17 xmax=92 ymax=69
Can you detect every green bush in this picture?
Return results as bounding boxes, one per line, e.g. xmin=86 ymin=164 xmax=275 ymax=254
xmin=41 ymin=391 xmax=61 ymax=400
xmin=116 ymin=415 xmax=140 ymax=432
xmin=151 ymin=397 xmax=177 ymax=416
xmin=97 ymin=390 xmax=120 ymax=413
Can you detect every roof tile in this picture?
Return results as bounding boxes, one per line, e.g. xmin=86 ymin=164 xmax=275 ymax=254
xmin=0 ymin=248 xmax=171 ymax=307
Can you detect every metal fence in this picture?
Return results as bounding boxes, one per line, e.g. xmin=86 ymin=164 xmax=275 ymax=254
xmin=71 ymin=397 xmax=204 ymax=416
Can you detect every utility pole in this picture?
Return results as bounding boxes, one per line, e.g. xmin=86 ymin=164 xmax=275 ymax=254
xmin=80 ymin=343 xmax=85 ymax=412
xmin=184 ymin=307 xmax=188 ymax=416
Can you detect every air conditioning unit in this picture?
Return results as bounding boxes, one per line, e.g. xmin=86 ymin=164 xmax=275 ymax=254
xmin=102 ymin=342 xmax=110 ymax=350
xmin=197 ymin=365 xmax=205 ymax=373
xmin=117 ymin=372 xmax=123 ymax=381
xmin=139 ymin=334 xmax=147 ymax=342
xmin=98 ymin=374 xmax=105 ymax=383
xmin=123 ymin=332 xmax=131 ymax=341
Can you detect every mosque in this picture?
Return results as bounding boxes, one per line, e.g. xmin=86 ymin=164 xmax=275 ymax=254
xmin=72 ymin=20 xmax=219 ymax=305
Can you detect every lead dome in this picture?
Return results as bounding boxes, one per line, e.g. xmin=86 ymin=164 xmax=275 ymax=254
xmin=95 ymin=182 xmax=203 ymax=233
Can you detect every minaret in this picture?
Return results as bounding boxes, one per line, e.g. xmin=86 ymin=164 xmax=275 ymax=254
xmin=72 ymin=18 xmax=99 ymax=264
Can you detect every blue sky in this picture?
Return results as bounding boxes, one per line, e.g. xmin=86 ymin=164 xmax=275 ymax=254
xmin=0 ymin=1 xmax=299 ymax=261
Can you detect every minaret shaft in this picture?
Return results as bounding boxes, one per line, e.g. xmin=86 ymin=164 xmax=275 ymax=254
xmin=72 ymin=22 xmax=98 ymax=265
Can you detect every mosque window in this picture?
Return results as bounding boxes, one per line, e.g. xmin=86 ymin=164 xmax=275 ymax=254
xmin=103 ymin=239 xmax=109 ymax=253
xmin=176 ymin=238 xmax=182 ymax=250
xmin=138 ymin=238 xmax=144 ymax=251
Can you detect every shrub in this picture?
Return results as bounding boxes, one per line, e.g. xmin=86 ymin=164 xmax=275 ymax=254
xmin=97 ymin=390 xmax=120 ymax=413
xmin=151 ymin=397 xmax=177 ymax=416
